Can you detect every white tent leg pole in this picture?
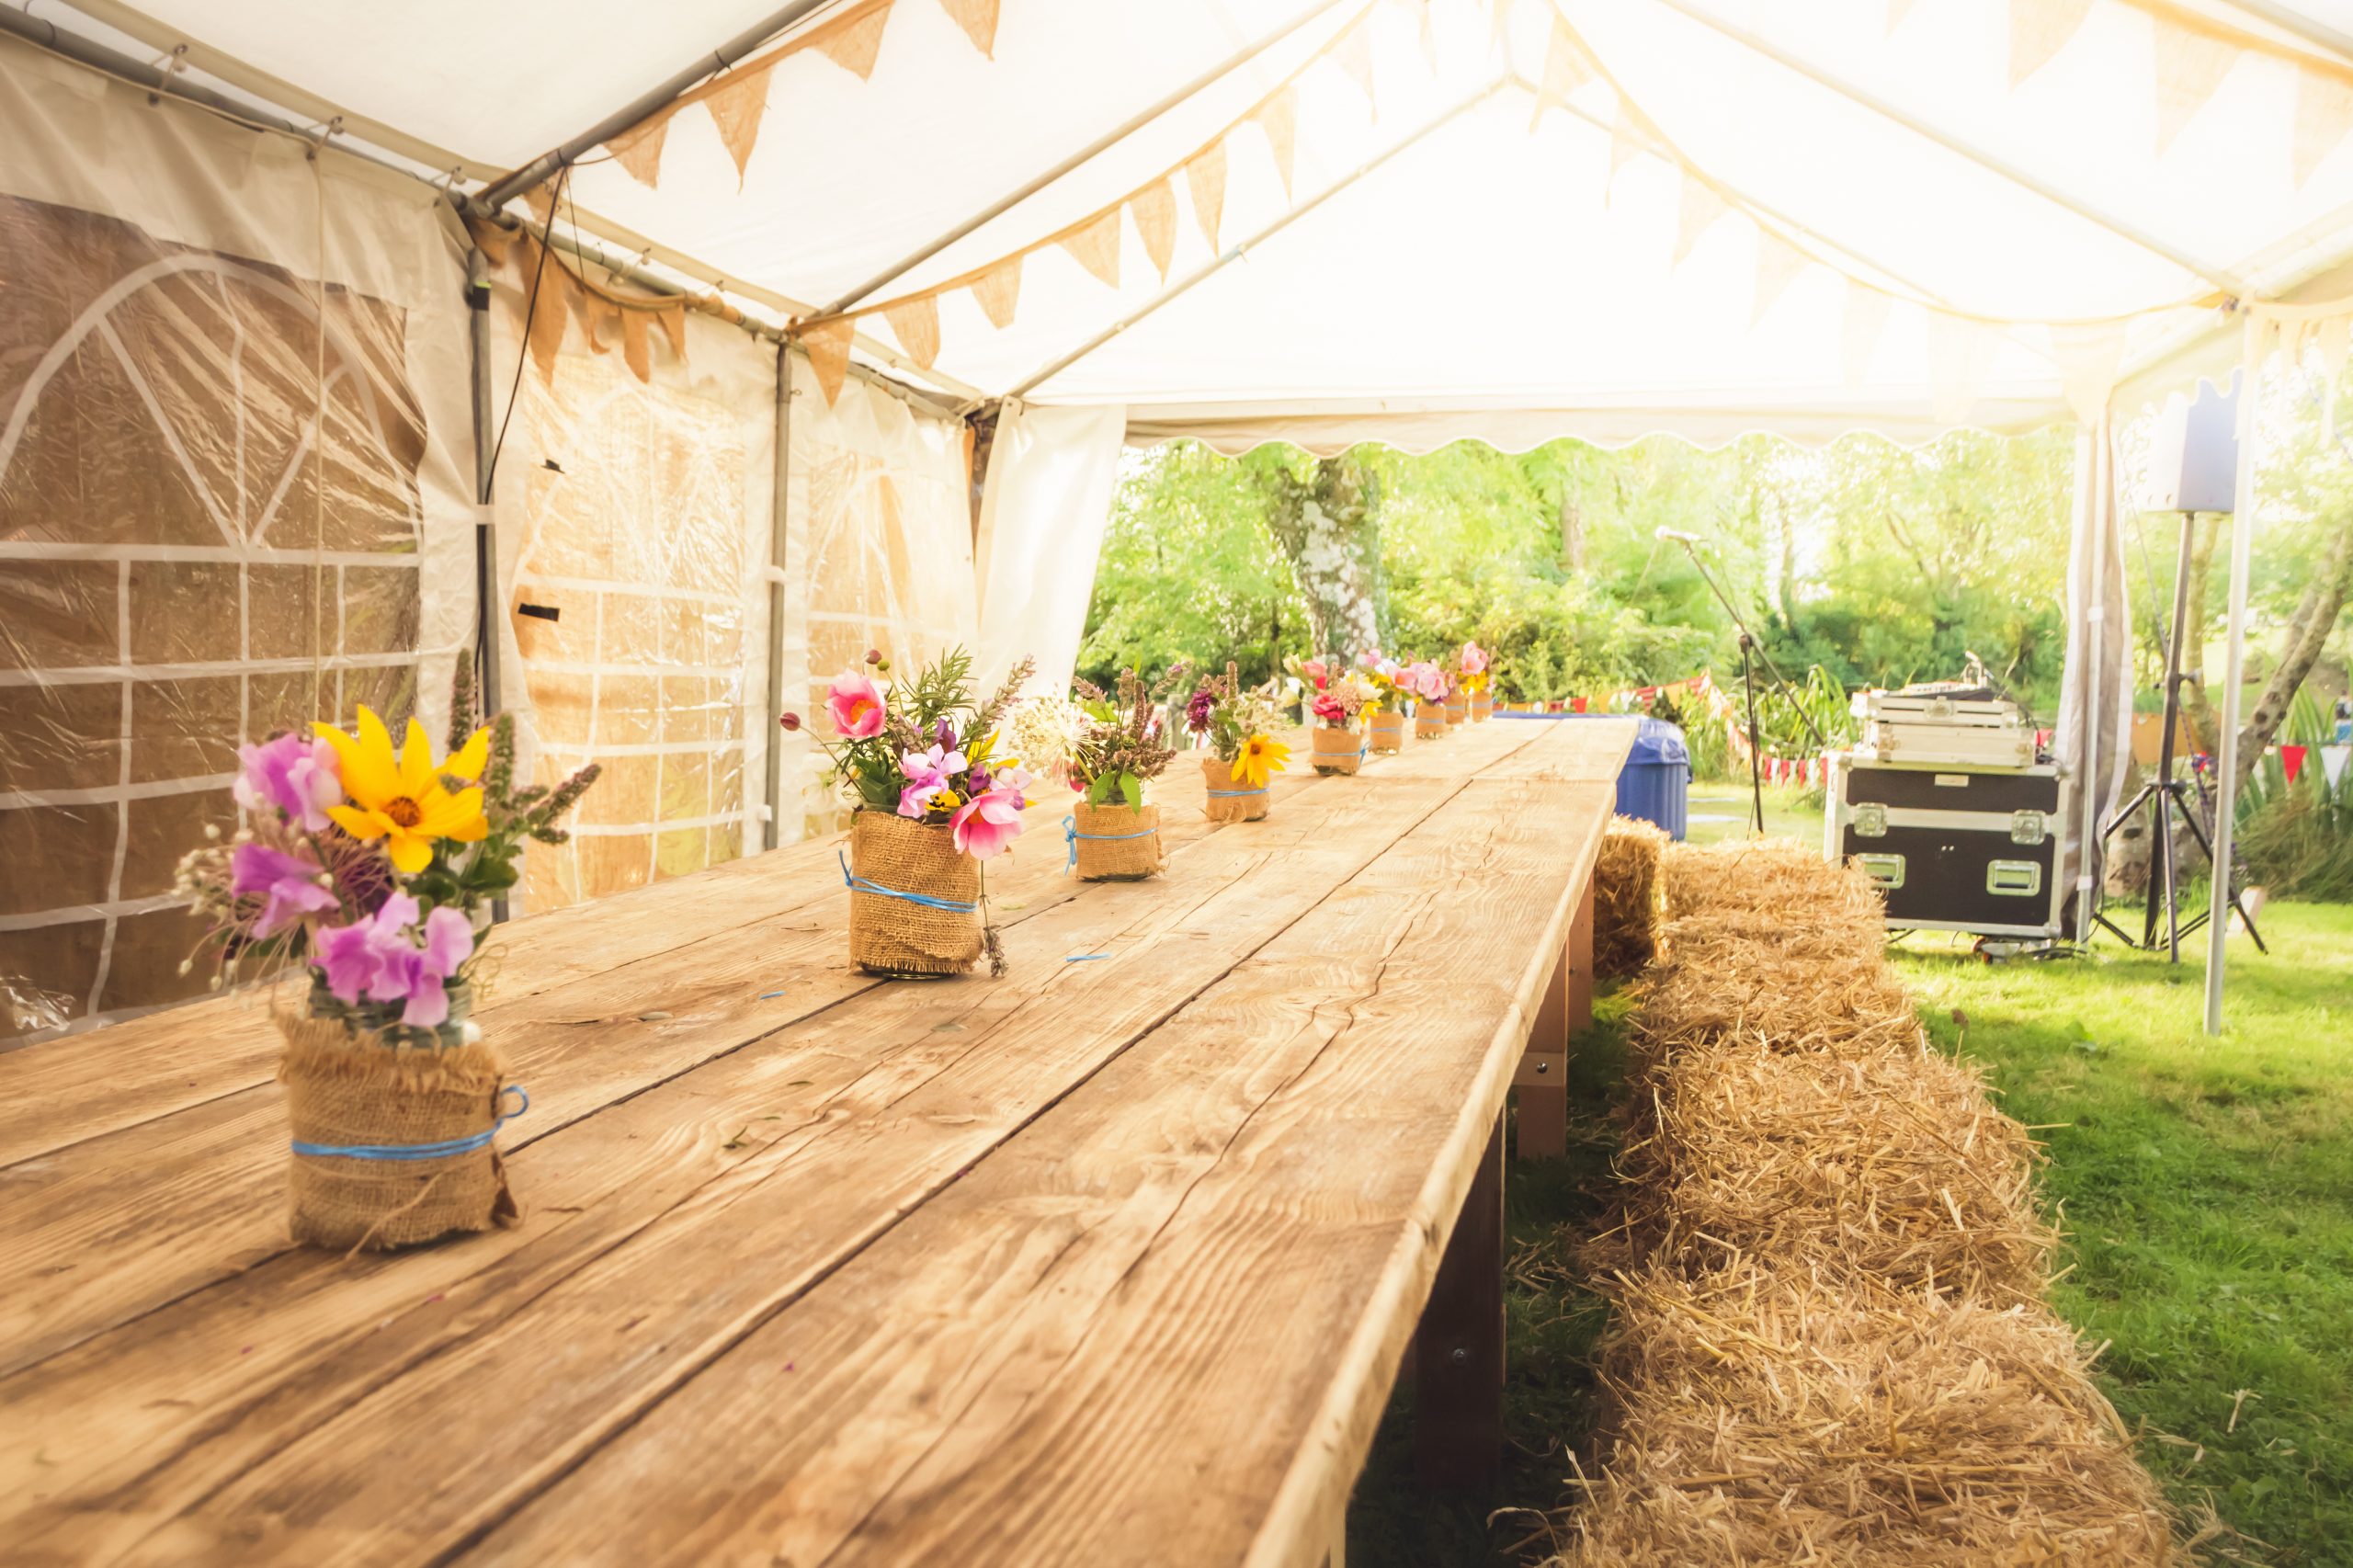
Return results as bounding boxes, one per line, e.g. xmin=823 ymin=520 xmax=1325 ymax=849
xmin=2204 ymin=323 xmax=2263 ymax=1035
xmin=466 ymin=245 xmax=509 ymax=924
xmin=2075 ymin=418 xmax=2107 ymax=945
xmin=761 ymin=343 xmax=794 ymax=852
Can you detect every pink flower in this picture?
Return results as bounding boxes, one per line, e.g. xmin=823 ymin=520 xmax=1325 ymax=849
xmin=1302 ymin=658 xmax=1328 ymax=687
xmin=233 ymin=733 xmax=342 ymax=832
xmin=310 ymin=893 xmax=476 ymax=1028
xmin=949 ymin=786 xmax=1026 ymax=860
xmin=1461 ymin=641 xmax=1489 ymax=676
xmin=826 ymin=673 xmax=886 ymax=739
xmin=1356 ymin=648 xmax=1381 ymax=668
xmin=230 ymin=841 xmax=337 ymax=938
xmin=896 ymin=741 xmax=969 ymax=819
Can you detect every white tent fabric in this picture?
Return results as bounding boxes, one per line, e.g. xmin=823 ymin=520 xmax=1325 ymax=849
xmin=2052 ymin=415 xmax=2136 ymax=937
xmin=85 ymin=0 xmax=2353 ymax=446
xmin=972 ymin=401 xmax=1128 ymax=699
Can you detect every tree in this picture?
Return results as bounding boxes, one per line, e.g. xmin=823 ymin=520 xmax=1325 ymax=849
xmin=2234 ymin=508 xmax=2353 ymax=790
xmin=1248 ymin=447 xmax=1383 ymax=659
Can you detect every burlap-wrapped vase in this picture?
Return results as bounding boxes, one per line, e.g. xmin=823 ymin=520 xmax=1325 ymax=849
xmin=278 ymin=1011 xmax=519 ymax=1252
xmin=1311 ymin=723 xmax=1365 ymax=776
xmin=1471 ymin=691 xmax=1494 ymax=722
xmin=1201 ymin=754 xmax=1270 ymax=823
xmin=1368 ymin=710 xmax=1406 ymax=754
xmin=847 ymin=810 xmax=983 ymax=977
xmin=1071 ymin=800 xmax=1163 ymax=881
xmin=1444 ymin=694 xmax=1469 ymax=726
xmin=1415 ymin=702 xmax=1448 ymax=739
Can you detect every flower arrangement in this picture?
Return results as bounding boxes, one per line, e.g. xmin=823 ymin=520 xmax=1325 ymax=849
xmin=1404 ymin=656 xmax=1455 ymax=737
xmin=1185 ymin=662 xmax=1289 ymax=823
xmin=1058 ymin=665 xmax=1188 ymax=880
xmin=1288 ymin=653 xmax=1378 ymax=775
xmin=1456 ymin=640 xmax=1495 ymax=721
xmin=175 ymin=654 xmax=598 ymax=1251
xmin=1357 ymin=650 xmax=1410 ymax=753
xmin=177 ymin=657 xmax=597 ymax=1044
xmin=784 ymin=646 xmax=1035 ymax=976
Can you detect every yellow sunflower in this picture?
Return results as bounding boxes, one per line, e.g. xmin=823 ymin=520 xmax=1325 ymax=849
xmin=1231 ymin=732 xmax=1290 ymax=790
xmin=313 ymin=706 xmax=491 ymax=874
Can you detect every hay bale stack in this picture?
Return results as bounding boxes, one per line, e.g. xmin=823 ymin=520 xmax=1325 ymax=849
xmin=1594 ymin=816 xmax=1672 ymax=980
xmin=1629 ymin=952 xmax=1923 ymax=1064
xmin=1549 ymin=1263 xmax=2173 ymax=1568
xmin=1659 ymin=837 xmax=1881 ymax=928
xmin=1605 ymin=1033 xmax=2053 ymax=1299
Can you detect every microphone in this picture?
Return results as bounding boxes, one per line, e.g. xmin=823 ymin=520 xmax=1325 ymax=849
xmin=1654 ymin=528 xmax=1699 ymax=543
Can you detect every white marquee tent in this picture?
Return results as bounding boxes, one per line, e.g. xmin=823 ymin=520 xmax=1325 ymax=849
xmin=4 ymin=0 xmax=2350 ymax=1040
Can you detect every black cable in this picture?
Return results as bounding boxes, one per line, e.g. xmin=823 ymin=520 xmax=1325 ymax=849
xmin=483 ymin=164 xmax=571 ymax=500
xmin=1741 ymin=633 xmax=1765 ymax=835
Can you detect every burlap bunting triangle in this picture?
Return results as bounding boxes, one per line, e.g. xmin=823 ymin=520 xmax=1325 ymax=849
xmin=1335 ymin=25 xmax=1378 ymax=113
xmin=801 ymin=315 xmax=858 ymax=405
xmin=1752 ymin=228 xmax=1809 ymax=324
xmin=1607 ymin=106 xmax=1643 ymax=196
xmin=1926 ymin=311 xmax=1996 ymax=423
xmin=2008 ymin=0 xmax=2094 ymax=87
xmin=1885 ymin=0 xmax=1916 ymax=33
xmin=608 ymin=118 xmax=669 ymax=188
xmin=2152 ymin=24 xmax=2237 ymax=154
xmin=1060 ymin=207 xmax=1124 ymax=289
xmin=707 ymin=62 xmax=777 ymax=179
xmin=1673 ymin=175 xmax=1728 ymax=266
xmin=937 ymin=0 xmax=1000 ymax=57
xmin=1256 ymin=86 xmax=1299 ymax=200
xmin=814 ymin=1 xmax=894 ymax=80
xmin=621 ymin=310 xmax=653 ymax=381
xmin=971 ymin=254 xmax=1022 ymax=328
xmin=1131 ymin=176 xmax=1178 ymax=280
xmin=1532 ymin=20 xmax=1591 ymax=130
xmin=527 ymin=260 xmax=574 ymax=381
xmin=1187 ymin=142 xmax=1230 ymax=252
xmin=658 ymin=302 xmax=688 ymax=362
xmin=882 ymin=294 xmax=941 ymax=369
xmin=2294 ymin=66 xmax=2353 ymax=186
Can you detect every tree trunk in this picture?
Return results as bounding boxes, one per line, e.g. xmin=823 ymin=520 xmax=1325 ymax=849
xmin=1560 ymin=490 xmax=1586 ymax=574
xmin=2234 ymin=507 xmax=2353 ymax=793
xmin=1265 ymin=452 xmax=1383 ymax=659
xmin=2178 ymin=510 xmax=2222 ymax=752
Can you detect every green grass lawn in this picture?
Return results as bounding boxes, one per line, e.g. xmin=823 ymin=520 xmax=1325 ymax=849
xmin=1347 ymin=900 xmax=2353 ymax=1566
xmin=1686 ymin=779 xmax=1819 ymax=846
xmin=1897 ymin=905 xmax=2353 ymax=1565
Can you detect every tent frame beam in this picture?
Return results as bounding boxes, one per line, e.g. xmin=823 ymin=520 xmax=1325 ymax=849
xmin=1627 ymin=0 xmax=2246 ymax=297
xmin=474 ymin=0 xmax=840 ymax=213
xmin=818 ymin=0 xmax=1357 ymax=316
xmin=1001 ymin=78 xmax=1509 ymax=403
xmin=2222 ymin=0 xmax=2353 ymax=62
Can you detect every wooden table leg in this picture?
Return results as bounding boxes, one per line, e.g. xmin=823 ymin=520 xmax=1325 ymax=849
xmin=1513 ymin=949 xmax=1567 ymax=1160
xmin=1415 ymin=1114 xmax=1505 ymax=1490
xmin=1567 ymin=875 xmax=1595 ymax=1035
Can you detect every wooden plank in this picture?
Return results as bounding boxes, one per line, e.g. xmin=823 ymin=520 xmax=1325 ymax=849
xmin=1479 ymin=715 xmax=1638 ymax=782
xmin=0 ymin=735 xmax=1282 ymax=1172
xmin=1414 ymin=1112 xmax=1506 ymax=1489
xmin=458 ymin=772 xmax=1613 ymax=1568
xmin=1 ymin=727 xmax=1555 ymax=1563
xmin=1567 ymin=877 xmax=1596 ymax=1035
xmin=1513 ymin=946 xmax=1569 ymax=1161
xmin=0 ymin=750 xmax=1358 ymax=1378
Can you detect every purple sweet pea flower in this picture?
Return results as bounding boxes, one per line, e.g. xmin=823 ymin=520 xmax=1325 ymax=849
xmin=1185 ymin=687 xmax=1216 ymax=733
xmin=310 ymin=893 xmax=475 ymax=1027
xmin=896 ymin=741 xmax=969 ymax=819
xmin=233 ymin=732 xmax=342 ymax=832
xmin=230 ymin=841 xmax=337 ymax=938
xmin=934 ymin=717 xmax=957 ymax=752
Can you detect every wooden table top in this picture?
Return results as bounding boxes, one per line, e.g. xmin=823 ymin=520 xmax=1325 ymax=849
xmin=0 ymin=714 xmax=1635 ymax=1568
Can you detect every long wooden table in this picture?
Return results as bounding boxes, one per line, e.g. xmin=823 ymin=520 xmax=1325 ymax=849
xmin=0 ymin=716 xmax=1634 ymax=1567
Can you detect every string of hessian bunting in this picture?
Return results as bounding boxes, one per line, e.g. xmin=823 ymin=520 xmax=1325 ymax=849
xmin=567 ymin=0 xmax=2353 ymax=410
xmin=470 ymin=210 xmax=695 ymax=384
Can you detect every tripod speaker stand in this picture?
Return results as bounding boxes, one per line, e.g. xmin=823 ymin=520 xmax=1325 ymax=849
xmin=2094 ymin=511 xmax=2267 ymax=960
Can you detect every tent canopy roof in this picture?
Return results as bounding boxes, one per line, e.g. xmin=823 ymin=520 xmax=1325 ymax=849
xmin=67 ymin=0 xmax=2353 ymax=444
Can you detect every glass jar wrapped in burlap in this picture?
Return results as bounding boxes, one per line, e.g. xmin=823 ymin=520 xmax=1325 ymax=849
xmin=1310 ymin=723 xmax=1365 ymax=776
xmin=1201 ymin=754 xmax=1270 ymax=822
xmin=1415 ymin=700 xmax=1449 ymax=739
xmin=1367 ymin=710 xmax=1406 ymax=754
xmin=1444 ymin=693 xmax=1470 ymax=726
xmin=847 ymin=810 xmax=983 ymax=976
xmin=1070 ymin=801 xmax=1163 ymax=880
xmin=1471 ymin=691 xmax=1494 ymax=722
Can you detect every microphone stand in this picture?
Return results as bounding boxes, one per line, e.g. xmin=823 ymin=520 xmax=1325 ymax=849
xmin=1660 ymin=533 xmax=1828 ymax=835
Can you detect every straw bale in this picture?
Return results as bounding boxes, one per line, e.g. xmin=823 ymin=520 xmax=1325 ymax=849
xmin=1601 ymin=1034 xmax=2053 ymax=1299
xmin=1550 ymin=1262 xmax=2173 ymax=1568
xmin=1594 ymin=816 xmax=1671 ymax=980
xmin=1660 ymin=837 xmax=1884 ymax=927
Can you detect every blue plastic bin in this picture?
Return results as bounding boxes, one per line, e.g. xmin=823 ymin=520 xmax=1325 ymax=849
xmin=1616 ymin=718 xmax=1690 ymax=840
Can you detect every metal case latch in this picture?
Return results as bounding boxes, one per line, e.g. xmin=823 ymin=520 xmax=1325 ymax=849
xmin=1852 ymin=802 xmax=1888 ymax=838
xmin=2010 ymin=810 xmax=2046 ymax=846
xmin=1987 ymin=860 xmax=2042 ymax=896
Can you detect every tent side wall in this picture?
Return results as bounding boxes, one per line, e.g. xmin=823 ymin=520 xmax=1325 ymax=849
xmin=0 ymin=37 xmax=475 ymax=1040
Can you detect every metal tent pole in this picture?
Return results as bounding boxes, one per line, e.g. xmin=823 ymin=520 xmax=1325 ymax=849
xmin=474 ymin=0 xmax=839 ymax=212
xmin=762 ymin=344 xmax=797 ymax=851
xmin=2074 ymin=417 xmax=2108 ymax=946
xmin=2204 ymin=326 xmax=2263 ymax=1034
xmin=465 ymin=245 xmax=508 ymax=923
